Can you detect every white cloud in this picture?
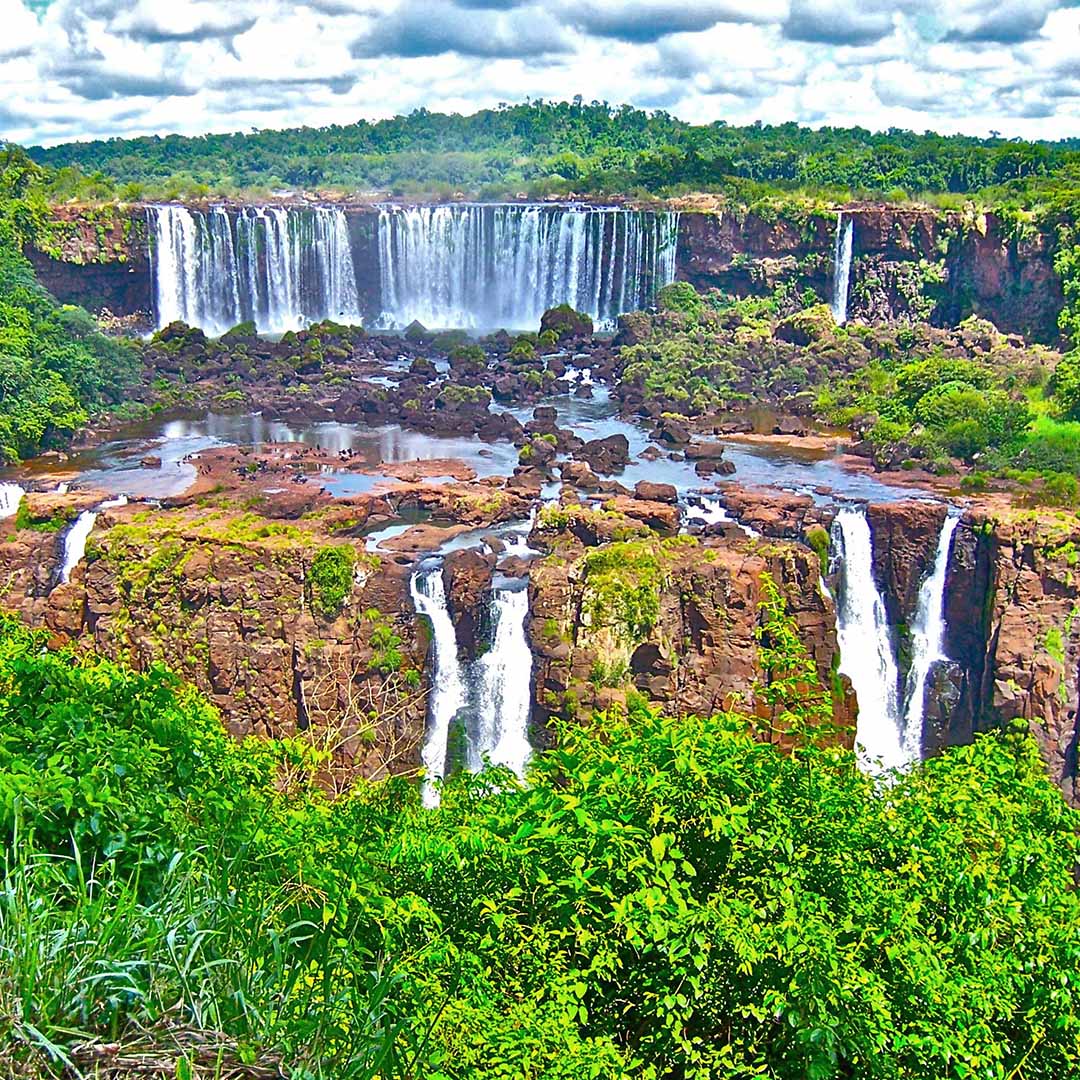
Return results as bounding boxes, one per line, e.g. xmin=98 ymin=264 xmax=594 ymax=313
xmin=0 ymin=0 xmax=1076 ymax=147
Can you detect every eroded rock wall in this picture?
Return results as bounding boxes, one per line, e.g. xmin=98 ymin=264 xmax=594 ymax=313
xmin=942 ymin=511 xmax=1080 ymax=802
xmin=677 ymin=207 xmax=1062 ymax=343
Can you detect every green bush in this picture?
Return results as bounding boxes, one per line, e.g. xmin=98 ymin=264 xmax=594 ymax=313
xmin=307 ymin=545 xmax=355 ymax=619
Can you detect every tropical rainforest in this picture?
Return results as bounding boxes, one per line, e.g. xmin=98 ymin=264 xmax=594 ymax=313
xmin=24 ymin=100 xmax=1080 ymax=208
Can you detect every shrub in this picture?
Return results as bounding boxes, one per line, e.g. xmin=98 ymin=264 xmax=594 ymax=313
xmin=307 ymin=545 xmax=355 ymax=618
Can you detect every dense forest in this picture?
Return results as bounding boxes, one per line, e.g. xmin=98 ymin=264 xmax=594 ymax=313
xmin=25 ymin=100 xmax=1080 ymax=207
xmin=0 ymin=147 xmax=138 ymax=462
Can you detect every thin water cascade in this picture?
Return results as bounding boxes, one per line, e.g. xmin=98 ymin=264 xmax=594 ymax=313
xmin=376 ymin=204 xmax=680 ymax=329
xmin=831 ymin=212 xmax=854 ymax=326
xmin=58 ymin=496 xmax=128 ymax=585
xmin=473 ymin=583 xmax=533 ymax=777
xmin=831 ymin=506 xmax=910 ymax=771
xmin=901 ymin=510 xmax=961 ymax=758
xmin=148 ymin=204 xmax=362 ymax=335
xmin=410 ymin=566 xmax=467 ymax=808
xmin=0 ymin=482 xmax=25 ymax=519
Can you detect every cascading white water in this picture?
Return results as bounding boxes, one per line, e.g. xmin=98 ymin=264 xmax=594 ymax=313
xmin=473 ymin=584 xmax=533 ymax=777
xmin=377 ymin=204 xmax=680 ymax=329
xmin=148 ymin=204 xmax=362 ymax=335
xmin=831 ymin=506 xmax=910 ymax=771
xmin=0 ymin=483 xmax=25 ymax=519
xmin=57 ymin=496 xmax=128 ymax=585
xmin=410 ymin=566 xmax=467 ymax=808
xmin=683 ymin=494 xmax=758 ymax=538
xmin=901 ymin=510 xmax=961 ymax=758
xmin=831 ymin=212 xmax=854 ymax=326
xmin=411 ymin=565 xmax=534 ymax=805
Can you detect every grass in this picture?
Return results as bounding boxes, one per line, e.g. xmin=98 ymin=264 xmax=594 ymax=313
xmin=0 ymin=827 xmax=420 ymax=1079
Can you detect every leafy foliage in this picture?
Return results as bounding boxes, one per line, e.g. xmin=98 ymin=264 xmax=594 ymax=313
xmin=308 ymin=545 xmax=356 ymax=619
xmin=1 ymin=608 xmax=1078 ymax=1078
xmin=21 ymin=101 xmax=1080 ymax=202
xmin=0 ymin=148 xmax=139 ymax=462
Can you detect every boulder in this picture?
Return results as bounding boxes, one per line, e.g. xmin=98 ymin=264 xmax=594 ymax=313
xmin=634 ymin=481 xmax=678 ymax=504
xmin=576 ymin=433 xmax=630 ymax=474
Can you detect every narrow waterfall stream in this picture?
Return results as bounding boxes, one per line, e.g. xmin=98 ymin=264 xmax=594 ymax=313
xmin=831 ymin=506 xmax=910 ymax=771
xmin=901 ymin=511 xmax=961 ymax=757
xmin=831 ymin=212 xmax=854 ymax=325
xmin=411 ymin=565 xmax=533 ymax=805
xmin=57 ymin=496 xmax=128 ymax=585
xmin=410 ymin=566 xmax=467 ymax=808
xmin=474 ymin=583 xmax=533 ymax=777
xmin=376 ymin=204 xmax=679 ymax=329
xmin=0 ymin=482 xmax=25 ymax=519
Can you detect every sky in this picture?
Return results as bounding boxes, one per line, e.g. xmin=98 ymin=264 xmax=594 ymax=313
xmin=1 ymin=0 xmax=1078 ymax=147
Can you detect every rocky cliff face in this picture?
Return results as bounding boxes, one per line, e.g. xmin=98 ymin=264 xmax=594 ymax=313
xmin=35 ymin=202 xmax=1064 ymax=343
xmin=677 ymin=206 xmax=1062 ymax=343
xmin=942 ymin=510 xmax=1080 ymax=803
xmin=29 ymin=205 xmax=152 ymax=319
xmin=525 ymin=518 xmax=856 ymax=745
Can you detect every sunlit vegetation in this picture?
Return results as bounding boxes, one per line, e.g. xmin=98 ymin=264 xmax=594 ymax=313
xmin=0 ymin=147 xmax=138 ymax=461
xmin=19 ymin=100 xmax=1080 ymax=206
xmin=1 ymin=596 xmax=1077 ymax=1078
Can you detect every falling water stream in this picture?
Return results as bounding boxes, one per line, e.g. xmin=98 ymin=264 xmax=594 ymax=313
xmin=57 ymin=496 xmax=128 ymax=585
xmin=377 ymin=204 xmax=679 ymax=329
xmin=831 ymin=506 xmax=908 ymax=771
xmin=148 ymin=204 xmax=362 ymax=335
xmin=831 ymin=212 xmax=854 ymax=325
xmin=410 ymin=567 xmax=467 ymax=808
xmin=411 ymin=565 xmax=533 ymax=805
xmin=901 ymin=511 xmax=961 ymax=758
xmin=0 ymin=483 xmax=25 ymax=519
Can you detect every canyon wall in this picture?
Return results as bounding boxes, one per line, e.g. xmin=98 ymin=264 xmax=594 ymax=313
xmin=678 ymin=206 xmax=1063 ymax=343
xmin=29 ymin=202 xmax=1065 ymax=343
xmin=4 ymin=485 xmax=1080 ymax=798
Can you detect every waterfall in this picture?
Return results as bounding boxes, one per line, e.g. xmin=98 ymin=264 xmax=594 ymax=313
xmin=410 ymin=566 xmax=467 ymax=808
xmin=376 ymin=204 xmax=680 ymax=329
xmin=148 ymin=204 xmax=362 ymax=335
xmin=831 ymin=506 xmax=910 ymax=771
xmin=901 ymin=511 xmax=961 ymax=757
xmin=0 ymin=483 xmax=25 ymax=519
xmin=411 ymin=566 xmax=534 ymax=805
xmin=831 ymin=212 xmax=854 ymax=326
xmin=57 ymin=496 xmax=128 ymax=585
xmin=473 ymin=583 xmax=533 ymax=777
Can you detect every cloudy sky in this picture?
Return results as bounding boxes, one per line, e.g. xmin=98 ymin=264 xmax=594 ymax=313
xmin=1 ymin=0 xmax=1078 ymax=147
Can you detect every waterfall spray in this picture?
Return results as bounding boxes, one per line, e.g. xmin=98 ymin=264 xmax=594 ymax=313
xmin=57 ymin=496 xmax=128 ymax=585
xmin=0 ymin=483 xmax=25 ymax=520
xmin=474 ymin=583 xmax=533 ymax=777
xmin=148 ymin=205 xmax=362 ymax=335
xmin=410 ymin=566 xmax=467 ymax=808
xmin=376 ymin=204 xmax=679 ymax=329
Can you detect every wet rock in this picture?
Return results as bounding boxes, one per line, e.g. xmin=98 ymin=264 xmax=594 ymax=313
xmin=560 ymin=459 xmax=601 ymax=490
xmin=443 ymin=548 xmax=495 ymax=660
xmin=634 ymin=481 xmax=677 ymax=504
xmin=602 ymin=496 xmax=679 ymax=534
xmin=576 ymin=433 xmax=630 ymax=474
